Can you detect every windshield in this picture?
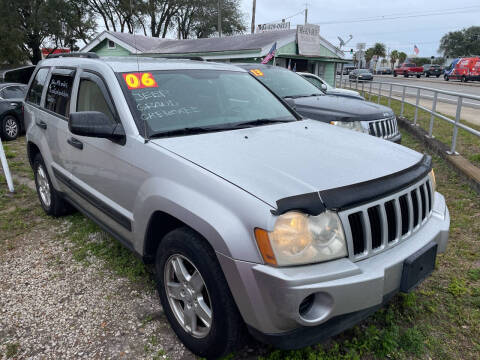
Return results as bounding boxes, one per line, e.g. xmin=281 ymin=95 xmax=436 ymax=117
xmin=358 ymin=69 xmax=370 ymax=74
xmin=248 ymin=67 xmax=323 ymax=98
xmin=119 ymin=69 xmax=296 ymax=136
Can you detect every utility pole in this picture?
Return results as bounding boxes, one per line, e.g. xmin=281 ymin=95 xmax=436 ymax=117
xmin=304 ymin=3 xmax=308 ymax=24
xmin=251 ymin=0 xmax=256 ymax=34
xmin=218 ymin=0 xmax=222 ymax=37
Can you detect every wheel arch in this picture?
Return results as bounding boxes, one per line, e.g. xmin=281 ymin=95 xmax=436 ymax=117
xmin=27 ymin=141 xmax=41 ymax=168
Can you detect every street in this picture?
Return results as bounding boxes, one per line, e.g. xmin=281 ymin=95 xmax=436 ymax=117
xmin=338 ymin=75 xmax=480 ymax=126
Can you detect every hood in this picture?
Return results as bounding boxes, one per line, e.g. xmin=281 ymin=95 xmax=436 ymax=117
xmin=326 ymin=89 xmax=364 ymax=100
xmin=293 ymin=94 xmax=393 ymax=122
xmin=152 ymin=120 xmax=422 ymax=207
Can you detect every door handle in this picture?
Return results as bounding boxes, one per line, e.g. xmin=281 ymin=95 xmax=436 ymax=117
xmin=67 ymin=137 xmax=83 ymax=150
xmin=36 ymin=120 xmax=47 ymax=129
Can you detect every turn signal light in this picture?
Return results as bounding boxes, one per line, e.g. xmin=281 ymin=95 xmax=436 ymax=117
xmin=254 ymin=228 xmax=277 ymax=265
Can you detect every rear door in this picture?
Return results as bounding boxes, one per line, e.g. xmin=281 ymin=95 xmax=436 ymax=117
xmin=41 ymin=68 xmax=76 ymax=191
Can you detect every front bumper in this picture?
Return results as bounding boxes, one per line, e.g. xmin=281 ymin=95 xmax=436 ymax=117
xmin=218 ymin=193 xmax=449 ymax=348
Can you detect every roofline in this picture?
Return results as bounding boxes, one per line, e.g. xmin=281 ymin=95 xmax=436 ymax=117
xmin=81 ymin=31 xmax=140 ymax=54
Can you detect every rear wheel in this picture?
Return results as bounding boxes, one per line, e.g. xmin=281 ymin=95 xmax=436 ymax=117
xmin=1 ymin=115 xmax=19 ymax=141
xmin=425 ymin=73 xmax=430 ymax=77
xmin=436 ymin=74 xmax=440 ymax=78
xmin=462 ymin=75 xmax=468 ymax=83
xmin=156 ymin=227 xmax=244 ymax=358
xmin=404 ymin=72 xmax=409 ymax=78
xmin=444 ymin=75 xmax=449 ymax=81
xmin=393 ymin=72 xmax=397 ymax=77
xmin=33 ymin=154 xmax=73 ymax=216
xmin=416 ymin=74 xmax=421 ymax=78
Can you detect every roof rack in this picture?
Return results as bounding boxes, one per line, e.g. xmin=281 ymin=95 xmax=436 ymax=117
xmin=46 ymin=52 xmax=99 ymax=59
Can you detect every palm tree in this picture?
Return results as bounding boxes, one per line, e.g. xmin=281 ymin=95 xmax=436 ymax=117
xmin=365 ymin=48 xmax=375 ymax=68
xmin=398 ymin=51 xmax=407 ymax=64
xmin=372 ymin=42 xmax=387 ymax=58
xmin=390 ymin=50 xmax=399 ymax=69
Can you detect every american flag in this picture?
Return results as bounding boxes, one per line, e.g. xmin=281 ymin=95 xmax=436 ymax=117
xmin=261 ymin=42 xmax=277 ymax=64
xmin=414 ymin=45 xmax=419 ymax=55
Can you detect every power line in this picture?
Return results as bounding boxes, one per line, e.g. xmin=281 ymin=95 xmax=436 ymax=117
xmin=315 ymin=6 xmax=480 ymax=25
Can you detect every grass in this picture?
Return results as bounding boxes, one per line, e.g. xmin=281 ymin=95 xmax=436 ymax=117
xmin=346 ymin=84 xmax=480 ymax=167
xmin=1 ymin=131 xmax=479 ymax=359
xmin=4 ymin=343 xmax=20 ymax=358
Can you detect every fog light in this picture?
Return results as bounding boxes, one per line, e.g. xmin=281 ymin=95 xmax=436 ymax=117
xmin=299 ymin=294 xmax=315 ymax=316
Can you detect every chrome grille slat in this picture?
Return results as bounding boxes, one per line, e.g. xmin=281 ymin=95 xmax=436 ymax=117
xmin=340 ymin=176 xmax=433 ymax=261
xmin=366 ymin=116 xmax=398 ymax=139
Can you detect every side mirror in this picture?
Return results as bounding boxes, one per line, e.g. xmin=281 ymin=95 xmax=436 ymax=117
xmin=321 ymin=84 xmax=328 ymax=91
xmin=69 ymin=111 xmax=125 ymax=143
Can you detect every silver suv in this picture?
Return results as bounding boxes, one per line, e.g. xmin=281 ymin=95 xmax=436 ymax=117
xmin=24 ymin=54 xmax=450 ymax=358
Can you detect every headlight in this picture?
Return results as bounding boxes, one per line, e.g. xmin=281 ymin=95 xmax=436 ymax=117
xmin=330 ymin=120 xmax=367 ymax=133
xmin=255 ymin=211 xmax=348 ymax=266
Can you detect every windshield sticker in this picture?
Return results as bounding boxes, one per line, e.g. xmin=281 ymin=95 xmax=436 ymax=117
xmin=250 ymin=69 xmax=264 ymax=77
xmin=123 ymin=72 xmax=158 ymax=90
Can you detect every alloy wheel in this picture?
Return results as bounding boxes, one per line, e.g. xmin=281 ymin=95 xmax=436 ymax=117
xmin=5 ymin=117 xmax=18 ymax=138
xmin=164 ymin=254 xmax=213 ymax=338
xmin=36 ymin=164 xmax=51 ymax=208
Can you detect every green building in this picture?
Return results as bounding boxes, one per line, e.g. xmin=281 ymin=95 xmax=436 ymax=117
xmin=82 ymin=29 xmax=347 ymax=86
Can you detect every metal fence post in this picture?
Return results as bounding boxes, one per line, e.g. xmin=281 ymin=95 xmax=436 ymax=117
xmin=413 ymin=88 xmax=420 ymax=125
xmin=448 ymin=96 xmax=463 ymax=155
xmin=400 ymin=86 xmax=406 ymax=116
xmin=428 ymin=92 xmax=437 ymax=138
xmin=361 ymin=81 xmax=364 ymax=96
xmin=377 ymin=82 xmax=382 ymax=104
xmin=356 ymin=76 xmax=359 ymax=90
xmin=388 ymin=83 xmax=392 ymax=107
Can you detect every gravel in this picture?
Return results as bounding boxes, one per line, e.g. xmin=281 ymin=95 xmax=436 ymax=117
xmin=0 ymin=221 xmax=195 ymax=359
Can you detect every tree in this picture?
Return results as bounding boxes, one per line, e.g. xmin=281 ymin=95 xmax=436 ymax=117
xmin=176 ymin=0 xmax=245 ymax=39
xmin=398 ymin=51 xmax=407 ymax=64
xmin=0 ymin=0 xmax=96 ymax=64
xmin=439 ymin=26 xmax=480 ymax=58
xmin=390 ymin=50 xmax=399 ymax=69
xmin=364 ymin=47 xmax=375 ymax=68
xmin=82 ymin=0 xmax=142 ymax=34
xmin=142 ymin=0 xmax=184 ymax=38
xmin=372 ymin=42 xmax=386 ymax=58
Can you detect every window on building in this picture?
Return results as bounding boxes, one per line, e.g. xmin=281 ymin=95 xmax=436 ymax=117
xmin=108 ymin=40 xmax=116 ymax=49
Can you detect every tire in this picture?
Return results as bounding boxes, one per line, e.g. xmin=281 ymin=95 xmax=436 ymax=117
xmin=462 ymin=76 xmax=468 ymax=83
xmin=436 ymin=74 xmax=440 ymax=78
xmin=33 ymin=153 xmax=73 ymax=216
xmin=393 ymin=72 xmax=397 ymax=77
xmin=444 ymin=75 xmax=449 ymax=81
xmin=416 ymin=74 xmax=421 ymax=78
xmin=404 ymin=72 xmax=409 ymax=78
xmin=425 ymin=73 xmax=430 ymax=77
xmin=156 ymin=227 xmax=244 ymax=358
xmin=1 ymin=115 xmax=19 ymax=141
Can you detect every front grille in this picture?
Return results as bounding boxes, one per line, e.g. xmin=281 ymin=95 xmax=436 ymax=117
xmin=368 ymin=116 xmax=398 ymax=139
xmin=340 ymin=176 xmax=434 ymax=260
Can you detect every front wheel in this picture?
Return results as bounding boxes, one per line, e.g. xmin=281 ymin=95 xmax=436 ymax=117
xmin=436 ymin=74 xmax=440 ymax=78
xmin=393 ymin=72 xmax=397 ymax=77
xmin=416 ymin=74 xmax=421 ymax=78
xmin=156 ymin=227 xmax=244 ymax=358
xmin=444 ymin=75 xmax=449 ymax=81
xmin=425 ymin=73 xmax=430 ymax=77
xmin=1 ymin=115 xmax=19 ymax=141
xmin=404 ymin=72 xmax=409 ymax=78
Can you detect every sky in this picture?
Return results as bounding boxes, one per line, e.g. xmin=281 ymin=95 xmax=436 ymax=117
xmin=239 ymin=0 xmax=480 ymax=59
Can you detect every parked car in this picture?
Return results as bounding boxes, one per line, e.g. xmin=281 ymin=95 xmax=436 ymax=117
xmin=423 ymin=64 xmax=442 ymax=78
xmin=0 ymin=82 xmax=27 ymax=140
xmin=25 ymin=54 xmax=449 ymax=358
xmin=393 ymin=63 xmax=423 ymax=78
xmin=342 ymin=65 xmax=356 ymax=75
xmin=375 ymin=67 xmax=392 ymax=75
xmin=349 ymin=69 xmax=373 ymax=81
xmin=297 ymin=72 xmax=364 ymax=100
xmin=444 ymin=57 xmax=480 ymax=82
xmin=239 ymin=64 xmax=400 ymax=142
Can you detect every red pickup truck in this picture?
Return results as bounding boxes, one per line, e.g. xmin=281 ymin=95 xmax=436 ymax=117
xmin=393 ymin=63 xmax=424 ymax=78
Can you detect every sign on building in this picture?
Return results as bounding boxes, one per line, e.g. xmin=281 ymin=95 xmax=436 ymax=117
xmin=257 ymin=21 xmax=290 ymax=33
xmin=297 ymin=24 xmax=321 ymax=56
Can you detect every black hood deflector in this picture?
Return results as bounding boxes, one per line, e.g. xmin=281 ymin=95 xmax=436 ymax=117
xmin=272 ymin=154 xmax=432 ymax=216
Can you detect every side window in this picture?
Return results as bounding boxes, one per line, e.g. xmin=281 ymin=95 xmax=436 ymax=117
xmin=45 ymin=73 xmax=74 ymax=117
xmin=306 ymin=77 xmax=323 ymax=88
xmin=76 ymin=75 xmax=115 ymax=123
xmin=26 ymin=68 xmax=49 ymax=105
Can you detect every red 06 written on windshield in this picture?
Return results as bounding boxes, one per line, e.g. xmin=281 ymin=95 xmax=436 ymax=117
xmin=123 ymin=72 xmax=158 ymax=90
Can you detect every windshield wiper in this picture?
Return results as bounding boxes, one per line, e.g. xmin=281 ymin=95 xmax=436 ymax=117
xmin=284 ymin=93 xmax=324 ymax=99
xmin=149 ymin=118 xmax=295 ymax=138
xmin=149 ymin=126 xmax=227 ymax=138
